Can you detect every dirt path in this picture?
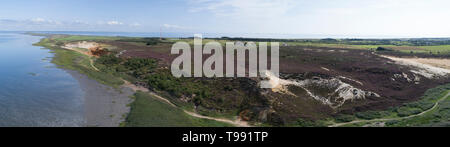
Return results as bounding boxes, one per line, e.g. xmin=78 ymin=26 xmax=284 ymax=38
xmin=183 ymin=111 xmax=251 ymax=127
xmin=330 ymin=91 xmax=450 ymax=127
xmin=121 ymin=79 xmax=251 ymax=127
xmin=89 ymin=58 xmax=99 ymax=71
xmin=61 ymin=46 xmax=100 ymax=71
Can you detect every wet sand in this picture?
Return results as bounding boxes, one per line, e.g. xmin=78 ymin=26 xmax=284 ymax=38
xmin=66 ymin=70 xmax=134 ymax=127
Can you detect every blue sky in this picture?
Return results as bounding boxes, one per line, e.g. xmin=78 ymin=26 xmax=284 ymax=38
xmin=1 ymin=0 xmax=450 ymax=38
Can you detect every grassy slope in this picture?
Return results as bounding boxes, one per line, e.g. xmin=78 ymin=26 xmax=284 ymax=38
xmin=34 ymin=38 xmax=124 ymax=88
xmin=125 ymin=91 xmax=233 ymax=127
xmin=54 ymin=35 xmax=123 ymax=42
xmin=337 ymin=84 xmax=450 ymax=127
xmin=385 ymin=90 xmax=450 ymax=127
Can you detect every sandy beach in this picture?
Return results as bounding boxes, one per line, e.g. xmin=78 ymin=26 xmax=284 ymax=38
xmin=66 ymin=70 xmax=134 ymax=127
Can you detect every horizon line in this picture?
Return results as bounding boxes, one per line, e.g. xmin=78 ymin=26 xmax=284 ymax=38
xmin=2 ymin=30 xmax=450 ymax=40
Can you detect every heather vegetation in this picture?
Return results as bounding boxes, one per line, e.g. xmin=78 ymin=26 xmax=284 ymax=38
xmin=95 ymin=54 xmax=214 ymax=106
xmin=35 ymin=34 xmax=450 ymax=127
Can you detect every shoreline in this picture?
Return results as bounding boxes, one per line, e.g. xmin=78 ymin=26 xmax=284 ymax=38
xmin=33 ymin=35 xmax=135 ymax=127
xmin=65 ymin=70 xmax=134 ymax=127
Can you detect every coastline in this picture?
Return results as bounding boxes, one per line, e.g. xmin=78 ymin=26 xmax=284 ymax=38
xmin=33 ymin=36 xmax=135 ymax=127
xmin=32 ymin=33 xmax=450 ymax=127
xmin=66 ymin=70 xmax=134 ymax=127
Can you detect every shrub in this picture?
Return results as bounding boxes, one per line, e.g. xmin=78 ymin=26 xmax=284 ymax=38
xmin=295 ymin=118 xmax=326 ymax=127
xmin=355 ymin=111 xmax=390 ymax=120
xmin=97 ymin=54 xmax=124 ymax=65
xmin=335 ymin=114 xmax=356 ymax=123
xmin=124 ymin=58 xmax=157 ymax=71
xmin=396 ymin=107 xmax=422 ymax=117
xmin=376 ymin=47 xmax=393 ymax=51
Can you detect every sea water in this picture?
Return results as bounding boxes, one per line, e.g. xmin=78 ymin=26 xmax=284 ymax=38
xmin=0 ymin=33 xmax=84 ymax=127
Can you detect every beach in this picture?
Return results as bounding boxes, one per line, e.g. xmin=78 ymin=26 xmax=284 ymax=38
xmin=66 ymin=70 xmax=134 ymax=127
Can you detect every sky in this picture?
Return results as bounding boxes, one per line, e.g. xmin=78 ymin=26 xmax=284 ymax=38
xmin=1 ymin=0 xmax=450 ymax=38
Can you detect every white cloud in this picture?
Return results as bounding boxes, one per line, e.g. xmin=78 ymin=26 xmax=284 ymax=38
xmin=72 ymin=20 xmax=90 ymax=25
xmin=187 ymin=0 xmax=299 ymax=34
xmin=0 ymin=19 xmax=20 ymax=24
xmin=0 ymin=18 xmax=144 ymax=31
xmin=28 ymin=18 xmax=62 ymax=25
xmin=107 ymin=21 xmax=124 ymax=25
xmin=187 ymin=0 xmax=450 ymax=37
xmin=31 ymin=18 xmax=46 ymax=23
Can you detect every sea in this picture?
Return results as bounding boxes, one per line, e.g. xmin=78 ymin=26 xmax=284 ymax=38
xmin=0 ymin=32 xmax=85 ymax=126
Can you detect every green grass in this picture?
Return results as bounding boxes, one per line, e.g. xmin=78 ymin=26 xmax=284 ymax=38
xmin=53 ymin=35 xmax=123 ymax=42
xmin=196 ymin=107 xmax=239 ymax=120
xmin=385 ymin=90 xmax=450 ymax=127
xmin=335 ymin=84 xmax=450 ymax=127
xmin=34 ymin=38 xmax=124 ymax=88
xmin=418 ymin=45 xmax=450 ymax=54
xmin=124 ymin=92 xmax=234 ymax=127
xmin=285 ymin=42 xmax=450 ymax=55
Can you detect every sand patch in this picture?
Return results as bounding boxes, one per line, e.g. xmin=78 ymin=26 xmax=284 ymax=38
xmin=264 ymin=71 xmax=379 ymax=108
xmin=64 ymin=41 xmax=99 ymax=50
xmin=63 ymin=41 xmax=107 ymax=57
xmin=410 ymin=58 xmax=450 ymax=70
xmin=321 ymin=67 xmax=331 ymax=71
xmin=381 ymin=55 xmax=450 ymax=79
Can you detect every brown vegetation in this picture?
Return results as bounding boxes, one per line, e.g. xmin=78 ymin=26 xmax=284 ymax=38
xmin=95 ymin=41 xmax=450 ymax=125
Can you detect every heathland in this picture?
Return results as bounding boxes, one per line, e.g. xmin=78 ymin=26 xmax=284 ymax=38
xmin=33 ymin=33 xmax=450 ymax=127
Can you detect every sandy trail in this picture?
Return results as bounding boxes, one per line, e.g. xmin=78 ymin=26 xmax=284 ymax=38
xmin=122 ymin=80 xmax=176 ymax=107
xmin=329 ymin=91 xmax=450 ymax=127
xmin=61 ymin=43 xmax=100 ymax=71
xmin=183 ymin=111 xmax=250 ymax=127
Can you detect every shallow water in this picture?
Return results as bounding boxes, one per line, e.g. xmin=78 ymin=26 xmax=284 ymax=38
xmin=0 ymin=33 xmax=84 ymax=127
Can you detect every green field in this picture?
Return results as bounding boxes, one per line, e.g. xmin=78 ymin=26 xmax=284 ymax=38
xmin=124 ymin=92 xmax=234 ymax=127
xmin=53 ymin=35 xmax=123 ymax=42
xmin=417 ymin=45 xmax=450 ymax=54
xmin=285 ymin=42 xmax=450 ymax=54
